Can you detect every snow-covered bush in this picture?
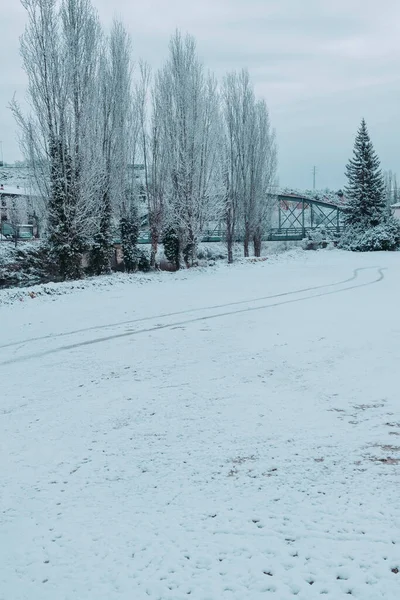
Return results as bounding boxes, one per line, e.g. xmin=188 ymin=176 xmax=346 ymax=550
xmin=196 ymin=244 xmax=227 ymax=261
xmin=339 ymin=219 xmax=400 ymax=252
xmin=137 ymin=249 xmax=151 ymax=272
xmin=120 ymin=202 xmax=140 ymax=273
xmin=162 ymin=227 xmax=180 ymax=269
xmin=301 ymin=228 xmax=339 ymax=250
xmin=0 ymin=243 xmax=55 ymax=288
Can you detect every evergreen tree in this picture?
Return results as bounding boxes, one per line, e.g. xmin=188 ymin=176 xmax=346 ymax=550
xmin=88 ymin=181 xmax=112 ymax=276
xmin=48 ymin=135 xmax=84 ymax=280
xmin=120 ymin=199 xmax=140 ymax=272
xmin=162 ymin=226 xmax=180 ymax=270
xmin=344 ymin=119 xmax=387 ymax=229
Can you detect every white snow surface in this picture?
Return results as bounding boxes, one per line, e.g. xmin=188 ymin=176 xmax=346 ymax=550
xmin=1 ymin=249 xmax=400 ymax=599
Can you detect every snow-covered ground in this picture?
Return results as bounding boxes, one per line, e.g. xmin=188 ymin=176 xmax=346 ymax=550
xmin=0 ymin=240 xmax=300 ymax=296
xmin=1 ymin=249 xmax=399 ymax=599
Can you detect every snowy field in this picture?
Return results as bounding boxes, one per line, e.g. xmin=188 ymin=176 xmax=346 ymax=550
xmin=1 ymin=249 xmax=400 ymax=599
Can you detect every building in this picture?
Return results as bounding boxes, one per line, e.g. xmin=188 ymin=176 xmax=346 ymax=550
xmin=391 ymin=203 xmax=400 ymax=220
xmin=0 ymin=184 xmax=37 ymax=239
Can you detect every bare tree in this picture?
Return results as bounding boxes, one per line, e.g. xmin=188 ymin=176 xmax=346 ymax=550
xmin=222 ymin=70 xmax=255 ymax=258
xmin=11 ymin=0 xmax=63 ymax=220
xmin=12 ymin=1 xmax=135 ymax=277
xmin=384 ymin=170 xmax=393 ymax=208
xmin=252 ymin=99 xmax=277 ymax=257
xmin=136 ymin=62 xmax=169 ymax=268
xmin=89 ymin=19 xmax=133 ymax=274
xmin=384 ymin=170 xmax=400 ymax=209
xmin=108 ymin=20 xmax=133 ymax=213
xmin=394 ymin=174 xmax=399 ymax=204
xmin=12 ymin=0 xmax=103 ymax=278
xmin=156 ymin=31 xmax=223 ymax=267
xmin=222 ymin=70 xmax=277 ymax=259
xmin=221 ymin=76 xmax=240 ymax=264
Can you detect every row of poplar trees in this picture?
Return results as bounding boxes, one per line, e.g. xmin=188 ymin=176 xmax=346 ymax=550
xmin=12 ymin=0 xmax=277 ymax=279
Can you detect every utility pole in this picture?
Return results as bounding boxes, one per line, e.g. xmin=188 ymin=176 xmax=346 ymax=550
xmin=312 ymin=166 xmax=317 ymax=191
xmin=0 ymin=141 xmax=3 ymax=167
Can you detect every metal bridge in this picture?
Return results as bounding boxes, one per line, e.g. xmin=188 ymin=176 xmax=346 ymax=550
xmin=136 ymin=193 xmax=346 ymax=244
xmin=268 ymin=193 xmax=346 ymax=241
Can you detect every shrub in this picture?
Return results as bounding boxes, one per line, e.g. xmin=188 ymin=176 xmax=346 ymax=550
xmin=120 ymin=200 xmax=140 ymax=273
xmin=87 ymin=235 xmax=111 ymax=276
xmin=0 ymin=243 xmax=56 ymax=289
xmin=196 ymin=244 xmax=227 ymax=261
xmin=137 ymin=249 xmax=151 ymax=272
xmin=183 ymin=240 xmax=195 ymax=266
xmin=339 ymin=219 xmax=400 ymax=252
xmin=302 ymin=228 xmax=339 ymax=250
xmin=162 ymin=227 xmax=180 ymax=269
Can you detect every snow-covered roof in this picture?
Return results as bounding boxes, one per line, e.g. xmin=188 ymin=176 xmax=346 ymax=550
xmin=391 ymin=203 xmax=400 ymax=208
xmin=279 ymin=187 xmax=347 ymax=206
xmin=0 ymin=185 xmax=30 ymax=196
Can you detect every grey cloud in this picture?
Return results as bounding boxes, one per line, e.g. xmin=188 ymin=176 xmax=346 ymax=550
xmin=1 ymin=0 xmax=399 ymax=189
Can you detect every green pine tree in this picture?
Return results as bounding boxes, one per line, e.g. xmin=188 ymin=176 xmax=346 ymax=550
xmin=120 ymin=199 xmax=140 ymax=272
xmin=48 ymin=135 xmax=84 ymax=280
xmin=344 ymin=119 xmax=387 ymax=230
xmin=162 ymin=226 xmax=180 ymax=270
xmin=88 ymin=182 xmax=112 ymax=276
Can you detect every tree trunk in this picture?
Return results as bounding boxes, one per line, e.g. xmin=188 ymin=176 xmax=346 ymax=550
xmin=253 ymin=234 xmax=262 ymax=257
xmin=150 ymin=226 xmax=158 ymax=268
xmin=243 ymin=224 xmax=251 ymax=257
xmin=227 ymin=235 xmax=234 ymax=264
xmin=187 ymin=226 xmax=197 ymax=267
xmin=177 ymin=250 xmax=185 ymax=270
xmin=225 ymin=205 xmax=235 ymax=264
xmin=226 ymin=225 xmax=234 ymax=264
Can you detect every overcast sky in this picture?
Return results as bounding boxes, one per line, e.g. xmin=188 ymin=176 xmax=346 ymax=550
xmin=1 ymin=0 xmax=399 ymax=189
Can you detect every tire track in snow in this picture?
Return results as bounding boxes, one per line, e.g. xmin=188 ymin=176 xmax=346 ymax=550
xmin=0 ymin=267 xmax=385 ymax=366
xmin=0 ymin=266 xmax=380 ymax=351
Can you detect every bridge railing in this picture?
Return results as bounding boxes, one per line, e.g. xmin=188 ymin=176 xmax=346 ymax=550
xmin=129 ymin=226 xmax=341 ymax=245
xmin=137 ymin=230 xmax=225 ymax=244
